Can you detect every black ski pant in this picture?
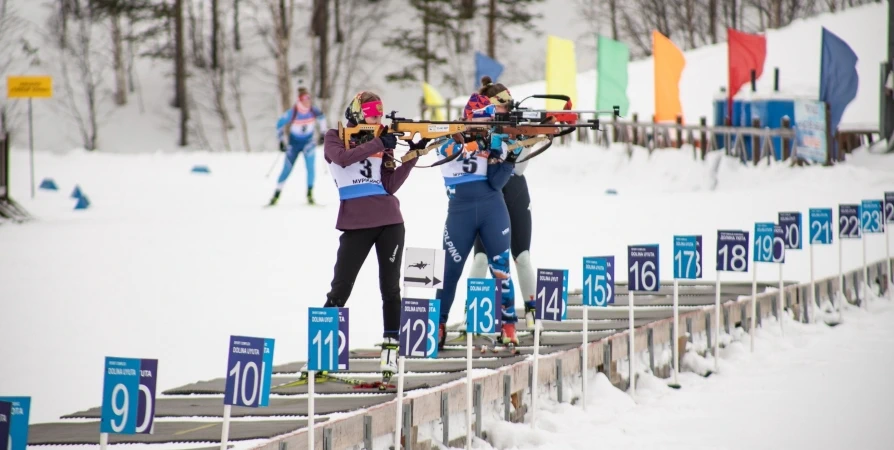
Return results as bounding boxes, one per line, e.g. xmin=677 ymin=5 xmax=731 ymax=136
xmin=473 ymin=174 xmax=531 ymax=258
xmin=324 ymin=223 xmax=404 ymax=339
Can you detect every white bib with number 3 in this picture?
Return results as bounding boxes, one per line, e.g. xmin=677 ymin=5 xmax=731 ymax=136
xmin=329 ymin=153 xmax=388 ymax=200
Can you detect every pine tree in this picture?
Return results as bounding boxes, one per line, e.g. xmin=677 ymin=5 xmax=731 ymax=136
xmin=382 ymin=0 xmax=458 ymax=86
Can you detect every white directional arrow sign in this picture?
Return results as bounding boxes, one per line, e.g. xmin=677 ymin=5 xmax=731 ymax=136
xmin=403 ymin=247 xmax=445 ymax=289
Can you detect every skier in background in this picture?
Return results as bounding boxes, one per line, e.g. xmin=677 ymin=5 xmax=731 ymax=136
xmin=468 ymin=78 xmax=538 ymax=331
xmin=433 ymin=76 xmax=525 ymax=351
xmin=269 ymin=86 xmax=327 ymax=206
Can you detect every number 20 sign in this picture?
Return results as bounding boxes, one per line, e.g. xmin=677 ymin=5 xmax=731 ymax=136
xmin=100 ymin=357 xmax=158 ymax=435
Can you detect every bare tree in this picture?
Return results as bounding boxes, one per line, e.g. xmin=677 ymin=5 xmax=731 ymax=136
xmin=257 ymin=0 xmax=296 ymax=112
xmin=211 ymin=0 xmax=219 ymax=68
xmin=233 ymin=0 xmax=241 ymax=50
xmin=48 ymin=0 xmax=108 ymax=150
xmin=175 ymin=0 xmax=188 ymax=146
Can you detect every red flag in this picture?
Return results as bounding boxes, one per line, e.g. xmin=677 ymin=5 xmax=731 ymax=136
xmin=727 ymin=28 xmax=767 ymax=118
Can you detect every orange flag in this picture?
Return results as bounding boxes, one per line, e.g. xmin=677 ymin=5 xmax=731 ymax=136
xmin=652 ymin=30 xmax=685 ymax=122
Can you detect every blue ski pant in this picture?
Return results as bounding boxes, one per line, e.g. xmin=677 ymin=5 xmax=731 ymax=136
xmin=437 ymin=187 xmax=517 ymax=325
xmin=277 ymin=137 xmax=316 ymax=189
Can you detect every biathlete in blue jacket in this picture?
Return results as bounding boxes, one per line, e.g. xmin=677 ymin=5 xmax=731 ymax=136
xmin=269 ymin=86 xmax=327 ymax=206
xmin=435 ymin=77 xmax=525 ymax=350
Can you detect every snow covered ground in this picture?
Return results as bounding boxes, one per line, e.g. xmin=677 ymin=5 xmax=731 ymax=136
xmin=1 ymin=142 xmax=892 ymax=432
xmin=473 ymin=294 xmax=894 ymax=450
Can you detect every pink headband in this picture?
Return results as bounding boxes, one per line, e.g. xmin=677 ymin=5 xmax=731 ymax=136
xmin=361 ymin=100 xmax=383 ymax=118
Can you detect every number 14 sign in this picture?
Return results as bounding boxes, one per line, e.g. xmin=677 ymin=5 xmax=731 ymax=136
xmin=536 ymin=269 xmax=568 ymax=321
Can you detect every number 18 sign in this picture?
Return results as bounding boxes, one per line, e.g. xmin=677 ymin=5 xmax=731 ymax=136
xmin=100 ymin=357 xmax=158 ymax=434
xmin=536 ymin=269 xmax=568 ymax=321
xmin=716 ymin=230 xmax=749 ymax=272
xmin=399 ymin=299 xmax=440 ymax=358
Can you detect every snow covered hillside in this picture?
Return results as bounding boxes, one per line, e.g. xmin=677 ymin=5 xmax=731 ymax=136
xmin=475 ymin=2 xmax=888 ymax=130
xmin=1 ymin=1 xmax=886 ymax=154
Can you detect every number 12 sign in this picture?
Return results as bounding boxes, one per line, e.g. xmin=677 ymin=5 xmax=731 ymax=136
xmin=583 ymin=256 xmax=614 ymax=306
xmin=536 ymin=269 xmax=568 ymax=321
xmin=100 ymin=357 xmax=158 ymax=435
xmin=673 ymin=236 xmax=702 ymax=279
xmin=399 ymin=299 xmax=440 ymax=358
xmin=628 ymin=245 xmax=660 ymax=291
xmin=716 ymin=230 xmax=749 ymax=272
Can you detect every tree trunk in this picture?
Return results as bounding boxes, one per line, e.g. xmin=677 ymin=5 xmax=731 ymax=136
xmin=187 ymin=0 xmax=204 ymax=68
xmin=609 ymin=0 xmax=618 ymax=41
xmin=211 ymin=0 xmax=219 ymax=68
xmin=424 ymin=1 xmax=431 ymax=82
xmin=233 ymin=0 xmax=241 ymax=51
xmin=317 ymin=0 xmax=329 ymax=99
xmin=276 ymin=0 xmax=291 ymax=111
xmin=175 ymin=0 xmax=188 ymax=146
xmin=487 ymin=0 xmax=495 ymax=57
xmin=111 ymin=11 xmax=127 ymax=105
xmin=709 ymin=0 xmax=717 ymax=43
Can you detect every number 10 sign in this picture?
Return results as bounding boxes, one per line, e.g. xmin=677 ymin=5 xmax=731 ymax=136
xmin=225 ymin=335 xmax=275 ymax=408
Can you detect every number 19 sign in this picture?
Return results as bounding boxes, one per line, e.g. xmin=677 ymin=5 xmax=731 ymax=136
xmin=100 ymin=357 xmax=158 ymax=435
xmin=399 ymin=299 xmax=440 ymax=358
xmin=628 ymin=245 xmax=659 ymax=291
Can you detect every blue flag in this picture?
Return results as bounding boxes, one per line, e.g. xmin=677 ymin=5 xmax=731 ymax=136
xmin=475 ymin=51 xmax=504 ymax=88
xmin=819 ymin=28 xmax=859 ymax=143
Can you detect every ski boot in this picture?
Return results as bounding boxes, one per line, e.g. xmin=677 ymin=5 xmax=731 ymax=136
xmin=496 ymin=322 xmax=520 ymax=354
xmin=438 ymin=322 xmax=447 ymax=351
xmin=307 ymin=186 xmax=315 ymax=205
xmin=524 ymin=299 xmax=536 ymax=328
xmin=296 ymin=362 xmax=329 ymax=383
xmin=268 ymin=189 xmax=281 ymax=206
xmin=379 ymin=337 xmax=399 ymax=389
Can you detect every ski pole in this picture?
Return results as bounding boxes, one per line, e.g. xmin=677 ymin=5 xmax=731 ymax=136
xmin=265 ymin=151 xmax=282 ymax=178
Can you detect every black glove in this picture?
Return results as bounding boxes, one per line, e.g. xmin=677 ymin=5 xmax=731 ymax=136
xmin=279 ymin=141 xmax=286 ymax=152
xmin=380 ymin=133 xmax=397 ymax=149
xmin=317 ymin=134 xmax=324 ymax=145
xmin=409 ymin=138 xmax=431 ymax=150
xmin=505 ymin=146 xmax=523 ymax=163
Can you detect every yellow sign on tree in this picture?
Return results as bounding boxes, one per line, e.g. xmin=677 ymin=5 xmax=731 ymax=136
xmin=7 ymin=76 xmax=53 ymax=99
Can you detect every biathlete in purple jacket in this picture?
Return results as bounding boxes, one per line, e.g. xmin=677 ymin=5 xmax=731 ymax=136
xmin=320 ymin=91 xmax=429 ymax=376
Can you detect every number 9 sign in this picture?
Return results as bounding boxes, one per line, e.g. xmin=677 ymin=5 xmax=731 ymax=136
xmin=627 ymin=245 xmax=660 ymax=292
xmin=100 ymin=357 xmax=158 ymax=435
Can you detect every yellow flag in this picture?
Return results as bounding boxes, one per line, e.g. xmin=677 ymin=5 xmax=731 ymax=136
xmin=422 ymin=82 xmax=446 ymax=121
xmin=545 ymin=35 xmax=578 ymax=111
xmin=652 ymin=30 xmax=686 ymax=123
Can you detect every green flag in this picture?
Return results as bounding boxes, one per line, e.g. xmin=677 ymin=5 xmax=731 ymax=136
xmin=596 ymin=35 xmax=630 ymax=117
